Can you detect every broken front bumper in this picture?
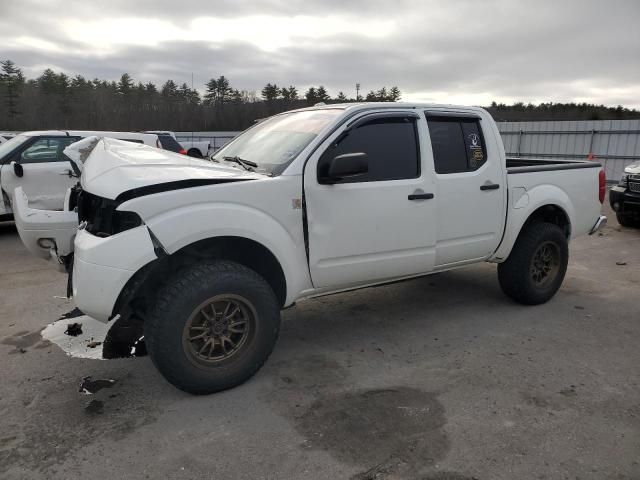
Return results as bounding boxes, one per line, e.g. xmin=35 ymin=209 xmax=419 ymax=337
xmin=13 ymin=187 xmax=78 ymax=270
xmin=72 ymin=225 xmax=157 ymax=322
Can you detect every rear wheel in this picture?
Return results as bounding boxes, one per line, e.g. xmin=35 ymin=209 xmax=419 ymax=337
xmin=145 ymin=260 xmax=280 ymax=394
xmin=498 ymin=222 xmax=568 ymax=305
xmin=187 ymin=148 xmax=202 ymax=158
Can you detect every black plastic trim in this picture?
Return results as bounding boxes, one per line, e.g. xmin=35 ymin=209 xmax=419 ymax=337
xmin=425 ymin=110 xmax=482 ymax=119
xmin=408 ymin=193 xmax=434 ymax=200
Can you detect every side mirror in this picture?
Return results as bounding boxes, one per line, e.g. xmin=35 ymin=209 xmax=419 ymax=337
xmin=326 ymin=152 xmax=368 ymax=182
xmin=11 ymin=161 xmax=23 ymax=178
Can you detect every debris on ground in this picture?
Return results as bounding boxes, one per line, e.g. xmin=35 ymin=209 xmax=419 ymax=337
xmin=86 ymin=341 xmax=102 ymax=349
xmin=58 ymin=307 xmax=85 ymax=320
xmin=79 ymin=376 xmax=116 ymax=395
xmin=64 ymin=323 xmax=83 ymax=337
xmin=616 ymin=261 xmax=627 ymax=266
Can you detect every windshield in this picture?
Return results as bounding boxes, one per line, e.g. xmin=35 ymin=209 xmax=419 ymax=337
xmin=212 ymin=109 xmax=343 ymax=175
xmin=0 ymin=134 xmax=29 ymax=160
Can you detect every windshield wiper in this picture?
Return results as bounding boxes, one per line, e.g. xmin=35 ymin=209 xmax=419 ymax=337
xmin=222 ymin=156 xmax=257 ymax=171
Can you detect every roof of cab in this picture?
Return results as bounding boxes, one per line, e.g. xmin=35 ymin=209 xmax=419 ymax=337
xmin=20 ymin=130 xmax=159 ymax=138
xmin=281 ymin=101 xmax=486 ymax=116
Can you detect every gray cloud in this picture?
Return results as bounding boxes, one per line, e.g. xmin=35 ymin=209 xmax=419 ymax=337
xmin=1 ymin=0 xmax=639 ymax=107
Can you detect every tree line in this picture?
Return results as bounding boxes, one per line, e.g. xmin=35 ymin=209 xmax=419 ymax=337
xmin=0 ymin=59 xmax=638 ymax=132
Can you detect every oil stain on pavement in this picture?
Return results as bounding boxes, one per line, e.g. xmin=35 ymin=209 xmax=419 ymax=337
xmin=266 ymin=355 xmax=472 ymax=479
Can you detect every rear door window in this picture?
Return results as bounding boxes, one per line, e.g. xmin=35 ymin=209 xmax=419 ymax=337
xmin=426 ymin=116 xmax=487 ymax=174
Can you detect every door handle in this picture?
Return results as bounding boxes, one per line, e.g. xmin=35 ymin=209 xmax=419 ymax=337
xmin=408 ymin=192 xmax=434 ymax=200
xmin=59 ymin=169 xmax=76 ymax=178
xmin=480 ymin=183 xmax=500 ymax=191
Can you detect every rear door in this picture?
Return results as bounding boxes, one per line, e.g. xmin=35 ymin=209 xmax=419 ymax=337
xmin=424 ymin=112 xmax=505 ymax=266
xmin=304 ymin=111 xmax=437 ymax=289
xmin=1 ymin=136 xmax=80 ymax=210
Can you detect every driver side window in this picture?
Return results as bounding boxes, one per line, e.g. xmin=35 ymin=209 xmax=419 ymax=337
xmin=20 ymin=137 xmax=80 ymax=164
xmin=317 ymin=117 xmax=420 ymax=184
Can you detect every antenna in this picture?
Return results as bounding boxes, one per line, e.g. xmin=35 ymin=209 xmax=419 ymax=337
xmin=191 ymin=72 xmax=194 ymax=143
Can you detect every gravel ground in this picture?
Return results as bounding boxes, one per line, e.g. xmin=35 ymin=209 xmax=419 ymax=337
xmin=0 ymin=198 xmax=638 ymax=480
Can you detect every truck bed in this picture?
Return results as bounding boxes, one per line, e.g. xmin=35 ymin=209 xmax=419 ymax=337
xmin=507 ymin=157 xmax=601 ymax=174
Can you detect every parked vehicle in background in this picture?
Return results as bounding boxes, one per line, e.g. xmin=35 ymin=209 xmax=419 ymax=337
xmin=144 ymin=131 xmax=187 ymax=155
xmin=0 ymin=130 xmax=160 ymax=219
xmin=13 ymin=103 xmax=606 ymax=394
xmin=179 ymin=138 xmax=212 ymax=158
xmin=610 ymin=163 xmax=640 ymax=227
xmin=146 ymin=130 xmax=209 ymax=157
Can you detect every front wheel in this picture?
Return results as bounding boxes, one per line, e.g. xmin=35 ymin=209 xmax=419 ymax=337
xmin=498 ymin=222 xmax=568 ymax=305
xmin=616 ymin=212 xmax=640 ymax=228
xmin=145 ymin=260 xmax=280 ymax=394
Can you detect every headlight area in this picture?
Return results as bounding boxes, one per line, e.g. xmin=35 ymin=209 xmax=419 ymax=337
xmin=77 ymin=190 xmax=143 ymax=237
xmin=619 ymin=173 xmax=629 ymax=187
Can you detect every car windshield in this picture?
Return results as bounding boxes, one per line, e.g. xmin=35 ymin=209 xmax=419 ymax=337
xmin=212 ymin=109 xmax=343 ymax=175
xmin=0 ymin=134 xmax=29 ymax=159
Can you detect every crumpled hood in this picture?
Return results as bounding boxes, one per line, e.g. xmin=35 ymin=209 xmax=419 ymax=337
xmin=64 ymin=137 xmax=263 ymax=200
xmin=624 ymin=163 xmax=640 ymax=175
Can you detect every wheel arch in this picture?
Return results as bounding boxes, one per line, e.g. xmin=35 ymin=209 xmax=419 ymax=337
xmin=112 ymin=235 xmax=289 ymax=322
xmin=493 ymin=184 xmax=575 ymax=262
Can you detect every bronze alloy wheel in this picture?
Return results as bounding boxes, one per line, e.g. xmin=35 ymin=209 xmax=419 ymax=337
xmin=182 ymin=294 xmax=256 ymax=366
xmin=529 ymin=241 xmax=561 ymax=287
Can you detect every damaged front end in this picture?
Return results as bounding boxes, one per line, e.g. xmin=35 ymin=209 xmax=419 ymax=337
xmin=42 ymin=308 xmax=147 ymax=360
xmin=13 ymin=186 xmax=79 ymax=272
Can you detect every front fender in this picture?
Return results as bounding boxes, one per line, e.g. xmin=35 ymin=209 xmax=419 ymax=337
xmin=142 ymin=203 xmax=310 ymax=306
xmin=492 ymin=184 xmax=575 ymax=261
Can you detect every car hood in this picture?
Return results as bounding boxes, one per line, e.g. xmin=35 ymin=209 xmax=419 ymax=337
xmin=624 ymin=163 xmax=640 ymax=175
xmin=64 ymin=137 xmax=263 ymax=200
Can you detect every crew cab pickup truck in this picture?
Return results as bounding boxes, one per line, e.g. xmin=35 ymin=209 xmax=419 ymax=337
xmin=610 ymin=163 xmax=640 ymax=228
xmin=13 ymin=103 xmax=607 ymax=394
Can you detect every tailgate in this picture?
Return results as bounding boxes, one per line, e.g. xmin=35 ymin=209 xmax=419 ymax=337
xmin=13 ymin=186 xmax=78 ymax=265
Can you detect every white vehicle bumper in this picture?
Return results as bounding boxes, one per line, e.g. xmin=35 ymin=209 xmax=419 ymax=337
xmin=72 ymin=225 xmax=158 ymax=322
xmin=13 ymin=187 xmax=78 ymax=269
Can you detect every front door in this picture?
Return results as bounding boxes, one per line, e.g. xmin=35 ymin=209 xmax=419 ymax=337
xmin=1 ymin=136 xmax=80 ymax=210
xmin=304 ymin=112 xmax=437 ymax=290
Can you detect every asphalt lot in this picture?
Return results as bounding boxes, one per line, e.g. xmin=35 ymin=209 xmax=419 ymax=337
xmin=1 ymin=197 xmax=638 ymax=480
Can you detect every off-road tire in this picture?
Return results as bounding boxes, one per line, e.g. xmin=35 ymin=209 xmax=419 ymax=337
xmin=498 ymin=222 xmax=568 ymax=305
xmin=616 ymin=212 xmax=640 ymax=228
xmin=145 ymin=260 xmax=280 ymax=394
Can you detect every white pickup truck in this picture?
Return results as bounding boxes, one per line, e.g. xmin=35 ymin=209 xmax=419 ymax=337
xmin=13 ymin=103 xmax=606 ymax=394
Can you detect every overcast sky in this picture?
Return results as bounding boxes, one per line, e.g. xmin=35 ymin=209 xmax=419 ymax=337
xmin=1 ymin=0 xmax=639 ymax=107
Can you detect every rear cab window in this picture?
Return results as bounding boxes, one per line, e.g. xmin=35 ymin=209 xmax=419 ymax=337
xmin=156 ymin=135 xmax=183 ymax=153
xmin=425 ymin=114 xmax=487 ymax=174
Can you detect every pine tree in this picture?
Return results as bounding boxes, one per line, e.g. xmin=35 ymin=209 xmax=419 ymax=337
xmin=316 ymin=86 xmax=329 ymax=102
xmin=118 ymin=73 xmax=134 ymax=95
xmin=0 ymin=60 xmax=24 ymax=121
xmin=261 ymin=83 xmax=280 ymax=101
xmin=336 ymin=91 xmax=347 ymax=101
xmin=388 ymin=86 xmax=401 ymax=102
